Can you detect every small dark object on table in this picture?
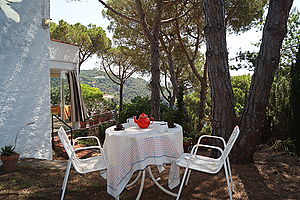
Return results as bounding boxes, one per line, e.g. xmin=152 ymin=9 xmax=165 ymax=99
xmin=167 ymin=121 xmax=176 ymax=128
xmin=114 ymin=124 xmax=125 ymax=131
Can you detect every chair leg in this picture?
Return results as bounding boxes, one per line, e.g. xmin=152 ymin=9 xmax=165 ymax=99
xmin=176 ymin=167 xmax=190 ymax=200
xmin=224 ymin=162 xmax=233 ymax=200
xmin=185 ymin=170 xmax=192 ymax=186
xmin=61 ymin=160 xmax=72 ymax=200
xmin=226 ymin=158 xmax=235 ymax=193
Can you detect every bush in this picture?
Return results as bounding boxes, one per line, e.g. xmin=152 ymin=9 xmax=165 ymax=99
xmin=97 ymin=121 xmax=116 ymax=144
xmin=119 ymin=96 xmax=151 ymax=123
xmin=119 ymin=96 xmax=169 ymax=123
xmin=73 ymin=129 xmax=89 ymax=138
xmin=81 ymin=84 xmax=105 ymax=114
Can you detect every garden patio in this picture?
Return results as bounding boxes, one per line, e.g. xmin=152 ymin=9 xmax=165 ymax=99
xmin=1 ymin=148 xmax=299 ymax=200
xmin=1 ymin=0 xmax=300 ymax=200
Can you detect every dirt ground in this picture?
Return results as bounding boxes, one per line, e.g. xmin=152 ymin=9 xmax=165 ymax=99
xmin=0 ymin=149 xmax=299 ymax=200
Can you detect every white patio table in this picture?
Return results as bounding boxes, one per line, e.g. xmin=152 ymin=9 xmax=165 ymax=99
xmin=103 ymin=121 xmax=183 ymax=199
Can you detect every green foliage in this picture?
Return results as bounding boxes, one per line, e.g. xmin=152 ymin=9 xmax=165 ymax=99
xmin=161 ymin=107 xmax=177 ymax=123
xmin=73 ymin=129 xmax=89 ymax=138
xmin=226 ymin=0 xmax=268 ymax=32
xmin=280 ymin=9 xmax=300 ymax=68
xmin=119 ymin=96 xmax=152 ymax=123
xmin=0 ymin=145 xmax=16 ymax=156
xmin=269 ymin=138 xmax=296 ymax=156
xmin=97 ymin=121 xmax=116 ymax=144
xmin=81 ymin=83 xmax=104 ymax=113
xmin=267 ymin=70 xmax=291 ymax=132
xmin=80 ymin=70 xmax=150 ymax=104
xmin=50 ymin=77 xmax=70 ymax=105
xmin=184 ymin=92 xmax=200 ymax=130
xmin=231 ymin=50 xmax=257 ymax=70
xmin=231 ymin=74 xmax=252 ymax=116
xmin=260 ymin=10 xmax=300 ymax=145
xmin=183 ymin=137 xmax=193 ymax=142
xmin=176 ymin=83 xmax=192 ymax=138
xmin=289 ymin=44 xmax=300 ymax=155
xmin=119 ymin=96 xmax=170 ymax=123
xmin=232 ymin=9 xmax=300 ymax=70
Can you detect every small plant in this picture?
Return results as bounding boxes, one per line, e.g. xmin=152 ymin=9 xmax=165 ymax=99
xmin=269 ymin=138 xmax=296 ymax=156
xmin=73 ymin=129 xmax=89 ymax=138
xmin=183 ymin=137 xmax=193 ymax=143
xmin=0 ymin=145 xmax=17 ymax=157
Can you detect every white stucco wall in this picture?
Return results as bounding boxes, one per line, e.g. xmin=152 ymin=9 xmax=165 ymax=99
xmin=0 ymin=0 xmax=52 ymax=160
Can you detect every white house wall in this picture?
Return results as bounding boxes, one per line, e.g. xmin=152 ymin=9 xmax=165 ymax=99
xmin=0 ymin=0 xmax=52 ymax=160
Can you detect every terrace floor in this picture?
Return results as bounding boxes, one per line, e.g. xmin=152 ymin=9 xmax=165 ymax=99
xmin=0 ymin=148 xmax=299 ymax=200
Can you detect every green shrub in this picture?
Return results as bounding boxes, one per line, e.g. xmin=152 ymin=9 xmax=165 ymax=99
xmin=97 ymin=121 xmax=116 ymax=144
xmin=81 ymin=83 xmax=105 ymax=113
xmin=73 ymin=129 xmax=89 ymax=138
xmin=119 ymin=96 xmax=151 ymax=123
xmin=119 ymin=96 xmax=169 ymax=123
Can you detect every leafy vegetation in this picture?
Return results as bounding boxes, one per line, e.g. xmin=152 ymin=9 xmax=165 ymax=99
xmin=99 ymin=46 xmax=139 ymax=112
xmin=50 ymin=77 xmax=70 ymax=105
xmin=118 ymin=96 xmax=171 ymax=123
xmin=81 ymin=83 xmax=104 ymax=113
xmin=231 ymin=74 xmax=252 ymax=116
xmin=0 ymin=145 xmax=16 ymax=156
xmin=80 ymin=70 xmax=150 ymax=103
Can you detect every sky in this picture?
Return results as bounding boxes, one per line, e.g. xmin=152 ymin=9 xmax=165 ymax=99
xmin=50 ymin=0 xmax=300 ymax=76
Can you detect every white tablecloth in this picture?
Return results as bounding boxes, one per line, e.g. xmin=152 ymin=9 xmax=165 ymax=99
xmin=103 ymin=122 xmax=184 ymax=198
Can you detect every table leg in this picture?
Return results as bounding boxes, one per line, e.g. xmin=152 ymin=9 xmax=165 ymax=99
xmin=126 ymin=171 xmax=142 ymax=189
xmin=147 ymin=166 xmax=178 ymax=197
xmin=136 ymin=170 xmax=146 ymax=200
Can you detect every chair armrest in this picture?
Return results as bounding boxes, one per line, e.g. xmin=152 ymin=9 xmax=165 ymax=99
xmin=198 ymin=135 xmax=226 ymax=149
xmin=184 ymin=144 xmax=224 ymax=167
xmin=74 ymin=146 xmax=102 ymax=152
xmin=193 ymin=144 xmax=223 ymax=154
xmin=70 ymin=146 xmax=103 ymax=159
xmin=74 ymin=136 xmax=101 ymax=147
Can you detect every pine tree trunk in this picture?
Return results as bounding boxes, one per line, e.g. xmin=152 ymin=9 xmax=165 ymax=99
xmin=167 ymin=49 xmax=178 ymax=109
xmin=233 ymin=0 xmax=293 ymax=163
xmin=149 ymin=0 xmax=162 ymax=120
xmin=150 ymin=43 xmax=161 ymax=119
xmin=119 ymin=82 xmax=124 ymax=112
xmin=203 ymin=0 xmax=236 ymax=140
xmin=197 ymin=65 xmax=208 ymax=132
xmin=135 ymin=0 xmax=162 ymax=119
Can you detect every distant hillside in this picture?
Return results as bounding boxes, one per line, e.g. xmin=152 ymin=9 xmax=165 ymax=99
xmin=80 ymin=70 xmax=150 ymax=103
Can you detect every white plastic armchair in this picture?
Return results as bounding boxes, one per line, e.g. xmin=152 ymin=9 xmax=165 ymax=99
xmin=175 ymin=126 xmax=240 ymax=200
xmin=58 ymin=127 xmax=107 ymax=200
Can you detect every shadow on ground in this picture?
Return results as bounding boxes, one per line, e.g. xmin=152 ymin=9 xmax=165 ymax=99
xmin=0 ymin=150 xmax=299 ymax=200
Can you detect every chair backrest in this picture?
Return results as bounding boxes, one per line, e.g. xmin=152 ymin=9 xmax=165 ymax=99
xmin=58 ymin=126 xmax=75 ymax=159
xmin=222 ymin=126 xmax=240 ymax=159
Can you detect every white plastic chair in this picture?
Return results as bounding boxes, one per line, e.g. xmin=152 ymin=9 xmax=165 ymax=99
xmin=57 ymin=127 xmax=107 ymax=200
xmin=175 ymin=126 xmax=240 ymax=200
